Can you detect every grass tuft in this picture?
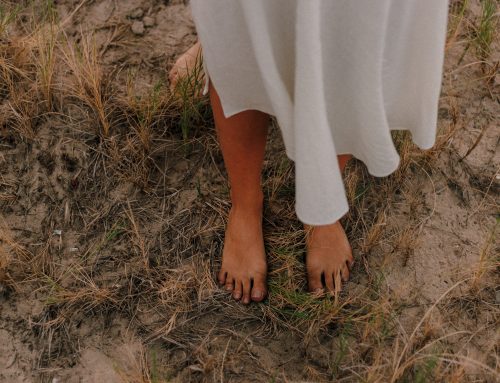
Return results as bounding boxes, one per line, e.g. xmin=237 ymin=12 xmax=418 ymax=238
xmin=61 ymin=32 xmax=114 ymax=137
xmin=473 ymin=0 xmax=498 ymax=58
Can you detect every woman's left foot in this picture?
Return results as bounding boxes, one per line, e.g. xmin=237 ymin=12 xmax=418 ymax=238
xmin=305 ymin=221 xmax=354 ymax=294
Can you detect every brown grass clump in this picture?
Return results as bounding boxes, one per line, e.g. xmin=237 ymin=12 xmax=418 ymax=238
xmin=61 ymin=32 xmax=115 ymax=137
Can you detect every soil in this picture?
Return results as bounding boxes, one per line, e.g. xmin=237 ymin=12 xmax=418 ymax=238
xmin=0 ymin=0 xmax=498 ymax=382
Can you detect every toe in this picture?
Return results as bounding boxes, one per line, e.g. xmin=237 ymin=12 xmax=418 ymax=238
xmin=324 ymin=272 xmax=335 ymax=293
xmin=341 ymin=262 xmax=350 ymax=282
xmin=308 ymin=268 xmax=324 ymax=293
xmin=232 ymin=280 xmax=242 ymax=300
xmin=346 ymin=252 xmax=355 ymax=269
xmin=242 ymin=279 xmax=251 ymax=304
xmin=251 ymin=275 xmax=267 ymax=302
xmin=334 ymin=270 xmax=343 ymax=293
xmin=218 ymin=269 xmax=227 ymax=286
xmin=225 ymin=274 xmax=234 ymax=292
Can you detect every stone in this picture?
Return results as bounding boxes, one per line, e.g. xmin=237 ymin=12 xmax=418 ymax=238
xmin=143 ymin=16 xmax=156 ymax=27
xmin=131 ymin=21 xmax=145 ymax=36
xmin=129 ymin=8 xmax=144 ymax=19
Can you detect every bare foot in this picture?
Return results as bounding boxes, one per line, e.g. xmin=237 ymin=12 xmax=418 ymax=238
xmin=218 ymin=199 xmax=267 ymax=304
xmin=168 ymin=41 xmax=203 ymax=92
xmin=305 ymin=221 xmax=354 ymax=294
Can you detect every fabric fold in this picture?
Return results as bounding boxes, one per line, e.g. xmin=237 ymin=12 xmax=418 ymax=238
xmin=191 ymin=0 xmax=448 ymax=225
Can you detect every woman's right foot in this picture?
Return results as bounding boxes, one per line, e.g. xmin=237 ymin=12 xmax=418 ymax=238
xmin=305 ymin=221 xmax=354 ymax=294
xmin=218 ymin=197 xmax=268 ymax=304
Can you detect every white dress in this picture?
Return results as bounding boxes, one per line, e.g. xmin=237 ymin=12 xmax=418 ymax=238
xmin=191 ymin=0 xmax=449 ymax=225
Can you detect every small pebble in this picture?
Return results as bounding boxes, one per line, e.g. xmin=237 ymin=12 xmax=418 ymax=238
xmin=129 ymin=8 xmax=144 ymax=19
xmin=53 ymin=229 xmax=62 ymax=235
xmin=143 ymin=16 xmax=156 ymax=27
xmin=131 ymin=21 xmax=145 ymax=35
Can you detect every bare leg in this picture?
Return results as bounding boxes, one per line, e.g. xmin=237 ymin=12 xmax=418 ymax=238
xmin=175 ymin=43 xmax=355 ymax=297
xmin=304 ymin=155 xmax=354 ymax=294
xmin=210 ymin=81 xmax=269 ymax=304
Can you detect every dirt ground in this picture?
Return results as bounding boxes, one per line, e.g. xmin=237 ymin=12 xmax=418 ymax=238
xmin=0 ymin=0 xmax=498 ymax=382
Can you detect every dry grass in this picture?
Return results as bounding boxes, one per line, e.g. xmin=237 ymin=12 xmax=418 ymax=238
xmin=61 ymin=32 xmax=115 ymax=137
xmin=0 ymin=1 xmax=498 ymax=382
xmin=473 ymin=0 xmax=498 ymax=58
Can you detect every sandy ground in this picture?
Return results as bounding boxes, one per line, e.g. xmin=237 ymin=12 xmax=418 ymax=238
xmin=0 ymin=0 xmax=498 ymax=382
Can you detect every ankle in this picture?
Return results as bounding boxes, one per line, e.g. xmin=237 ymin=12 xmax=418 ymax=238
xmin=304 ymin=221 xmax=342 ymax=244
xmin=230 ymin=190 xmax=264 ymax=213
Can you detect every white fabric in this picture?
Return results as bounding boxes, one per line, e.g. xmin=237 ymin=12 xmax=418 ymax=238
xmin=191 ymin=0 xmax=449 ymax=225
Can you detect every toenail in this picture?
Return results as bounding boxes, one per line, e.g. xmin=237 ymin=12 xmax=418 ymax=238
xmin=233 ymin=291 xmax=241 ymax=299
xmin=243 ymin=296 xmax=250 ymax=304
xmin=251 ymin=291 xmax=263 ymax=299
xmin=226 ymin=285 xmax=233 ymax=291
